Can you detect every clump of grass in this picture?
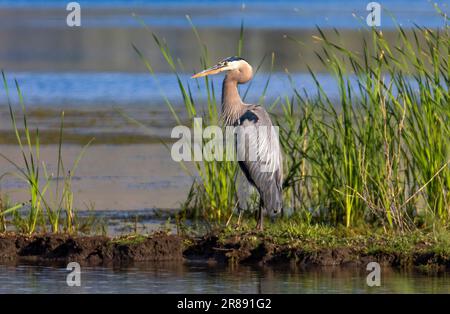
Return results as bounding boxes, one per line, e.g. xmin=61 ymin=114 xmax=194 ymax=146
xmin=0 ymin=71 xmax=94 ymax=234
xmin=279 ymin=16 xmax=449 ymax=230
xmin=0 ymin=193 xmax=24 ymax=233
xmin=113 ymin=234 xmax=148 ymax=246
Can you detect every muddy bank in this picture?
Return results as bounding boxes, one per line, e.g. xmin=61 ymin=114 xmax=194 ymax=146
xmin=1 ymin=232 xmax=450 ymax=269
xmin=0 ymin=233 xmax=183 ymax=264
xmin=184 ymin=235 xmax=450 ymax=269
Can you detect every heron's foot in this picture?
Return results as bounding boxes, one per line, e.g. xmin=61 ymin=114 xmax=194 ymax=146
xmin=256 ymin=219 xmax=264 ymax=232
xmin=230 ymin=220 xmax=243 ymax=231
xmin=226 ymin=210 xmax=244 ymax=229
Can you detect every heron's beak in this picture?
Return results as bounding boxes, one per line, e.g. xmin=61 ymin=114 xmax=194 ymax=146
xmin=191 ymin=63 xmax=228 ymax=78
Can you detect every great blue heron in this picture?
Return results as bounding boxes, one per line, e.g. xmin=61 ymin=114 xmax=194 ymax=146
xmin=192 ymin=56 xmax=283 ymax=231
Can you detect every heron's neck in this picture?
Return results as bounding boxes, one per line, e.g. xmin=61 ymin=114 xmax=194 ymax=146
xmin=221 ymin=77 xmax=246 ymax=126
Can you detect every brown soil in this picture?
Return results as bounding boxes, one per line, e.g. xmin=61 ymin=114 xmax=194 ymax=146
xmin=184 ymin=235 xmax=450 ymax=269
xmin=1 ymin=232 xmax=449 ymax=268
xmin=0 ymin=232 xmax=183 ymax=265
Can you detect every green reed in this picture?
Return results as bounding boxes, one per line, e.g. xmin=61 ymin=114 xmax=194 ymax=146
xmin=280 ymin=18 xmax=449 ymax=230
xmin=0 ymin=72 xmax=93 ymax=234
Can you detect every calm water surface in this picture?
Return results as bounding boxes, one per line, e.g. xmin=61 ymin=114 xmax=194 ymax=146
xmin=1 ymin=263 xmax=450 ymax=293
xmin=0 ymin=72 xmax=349 ymax=107
xmin=0 ymin=0 xmax=446 ymax=29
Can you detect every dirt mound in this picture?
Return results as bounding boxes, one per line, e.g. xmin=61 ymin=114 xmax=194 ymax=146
xmin=183 ymin=234 xmax=450 ymax=268
xmin=183 ymin=235 xmax=357 ymax=266
xmin=1 ymin=232 xmax=450 ymax=268
xmin=0 ymin=233 xmax=183 ymax=265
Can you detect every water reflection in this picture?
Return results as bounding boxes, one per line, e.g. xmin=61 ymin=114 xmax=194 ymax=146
xmin=1 ymin=262 xmax=449 ymax=293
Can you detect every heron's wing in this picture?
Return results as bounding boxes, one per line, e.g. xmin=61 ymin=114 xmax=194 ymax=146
xmin=235 ymin=105 xmax=283 ymax=190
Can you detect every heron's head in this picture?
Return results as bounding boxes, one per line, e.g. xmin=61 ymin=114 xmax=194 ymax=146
xmin=191 ymin=56 xmax=252 ymax=81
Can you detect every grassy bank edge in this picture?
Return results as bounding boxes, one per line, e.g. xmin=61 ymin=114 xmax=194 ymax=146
xmin=1 ymin=225 xmax=450 ymax=271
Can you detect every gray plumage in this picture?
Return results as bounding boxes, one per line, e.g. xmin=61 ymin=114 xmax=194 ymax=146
xmin=234 ymin=105 xmax=283 ymax=216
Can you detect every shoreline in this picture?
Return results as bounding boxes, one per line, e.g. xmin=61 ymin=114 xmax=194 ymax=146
xmin=1 ymin=232 xmax=449 ymax=270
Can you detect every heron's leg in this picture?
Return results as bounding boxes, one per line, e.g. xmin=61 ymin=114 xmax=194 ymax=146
xmin=236 ymin=209 xmax=243 ymax=227
xmin=256 ymin=201 xmax=264 ymax=231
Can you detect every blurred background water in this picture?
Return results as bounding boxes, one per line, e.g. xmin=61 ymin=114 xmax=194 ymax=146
xmin=0 ymin=0 xmax=447 ymax=28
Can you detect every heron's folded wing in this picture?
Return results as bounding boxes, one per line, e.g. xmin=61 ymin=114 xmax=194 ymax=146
xmin=236 ymin=106 xmax=283 ymax=186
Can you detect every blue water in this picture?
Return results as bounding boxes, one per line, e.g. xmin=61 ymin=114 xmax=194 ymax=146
xmin=0 ymin=0 xmax=446 ymax=106
xmin=0 ymin=0 xmax=447 ymax=29
xmin=0 ymin=72 xmax=347 ymax=107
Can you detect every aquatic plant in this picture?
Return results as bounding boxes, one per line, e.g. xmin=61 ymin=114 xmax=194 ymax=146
xmin=279 ymin=17 xmax=449 ymax=230
xmin=0 ymin=71 xmax=94 ymax=234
